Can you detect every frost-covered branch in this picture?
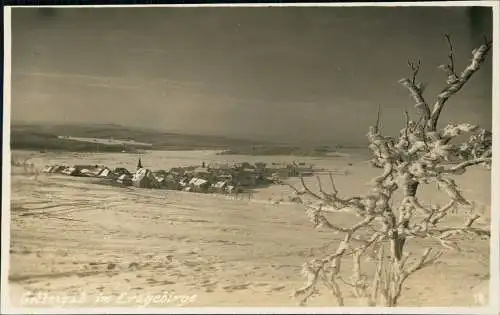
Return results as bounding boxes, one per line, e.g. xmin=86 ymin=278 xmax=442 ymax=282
xmin=441 ymin=157 xmax=491 ymax=174
xmin=399 ymin=60 xmax=430 ymax=122
xmin=429 ymin=36 xmax=492 ymax=131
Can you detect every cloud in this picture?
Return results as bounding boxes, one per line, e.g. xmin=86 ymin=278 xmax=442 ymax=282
xmin=85 ymin=83 xmax=143 ymax=90
xmin=13 ymin=71 xmax=206 ymax=91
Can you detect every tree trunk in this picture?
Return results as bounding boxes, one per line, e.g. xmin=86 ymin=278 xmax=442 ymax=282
xmin=391 ymin=180 xmax=419 ymax=262
xmin=388 ymin=180 xmax=419 ymax=306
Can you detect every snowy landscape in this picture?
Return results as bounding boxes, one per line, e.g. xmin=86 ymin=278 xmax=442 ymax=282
xmin=4 ymin=4 xmax=495 ymax=312
xmin=8 ymin=149 xmax=491 ymax=307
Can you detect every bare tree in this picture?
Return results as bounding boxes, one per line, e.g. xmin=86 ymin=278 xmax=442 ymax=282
xmin=288 ymin=35 xmax=492 ymax=307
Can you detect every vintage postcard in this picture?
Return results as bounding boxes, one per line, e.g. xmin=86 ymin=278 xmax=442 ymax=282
xmin=2 ymin=2 xmax=499 ymax=314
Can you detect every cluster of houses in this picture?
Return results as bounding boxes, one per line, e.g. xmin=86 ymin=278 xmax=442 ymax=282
xmin=41 ymin=158 xmax=316 ymax=195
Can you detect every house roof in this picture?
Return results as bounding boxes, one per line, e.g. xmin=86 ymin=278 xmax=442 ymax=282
xmin=194 ymin=167 xmax=210 ymax=174
xmin=132 ymin=168 xmax=148 ymax=181
xmin=195 ymin=178 xmax=208 ymax=186
xmin=189 ymin=177 xmax=208 ymax=186
xmin=209 ymin=163 xmax=231 ymax=169
xmin=42 ymin=165 xmax=53 ymax=172
xmin=98 ymin=168 xmax=111 ymax=177
xmin=213 ymin=181 xmax=227 ymax=188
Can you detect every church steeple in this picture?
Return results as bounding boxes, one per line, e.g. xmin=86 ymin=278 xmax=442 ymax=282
xmin=137 ymin=157 xmax=143 ymax=170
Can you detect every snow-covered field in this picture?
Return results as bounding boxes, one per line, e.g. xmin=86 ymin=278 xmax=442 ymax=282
xmin=6 ymin=150 xmax=491 ymax=308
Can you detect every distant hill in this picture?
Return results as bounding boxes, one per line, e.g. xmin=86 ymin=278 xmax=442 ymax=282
xmin=217 ymin=145 xmax=338 ymax=157
xmin=9 ymin=122 xmax=274 ymax=153
xmin=9 ymin=122 xmax=363 ymax=156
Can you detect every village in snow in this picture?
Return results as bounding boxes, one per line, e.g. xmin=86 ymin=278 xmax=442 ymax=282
xmin=35 ymin=158 xmax=319 ymax=196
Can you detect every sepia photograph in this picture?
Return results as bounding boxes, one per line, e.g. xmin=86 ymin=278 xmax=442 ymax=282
xmin=2 ymin=2 xmax=499 ymax=313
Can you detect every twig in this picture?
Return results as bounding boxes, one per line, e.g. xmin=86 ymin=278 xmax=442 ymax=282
xmin=404 ymin=110 xmax=410 ymax=147
xmin=442 ymin=34 xmax=458 ymax=79
xmin=429 ymin=200 xmax=456 ymax=225
xmin=399 ymin=59 xmax=431 ymax=122
xmin=391 ymin=248 xmax=443 ymax=304
xmin=409 ymin=60 xmax=421 ymax=85
xmin=300 ymin=176 xmax=324 ymax=201
xmin=329 ymin=172 xmax=339 ymax=195
xmin=441 ymin=157 xmax=491 ymax=174
xmin=320 ymin=269 xmax=344 ymax=306
xmin=465 ymin=214 xmax=481 ymax=227
xmin=375 ymin=104 xmax=382 ymax=134
xmin=370 ymin=247 xmax=384 ymax=305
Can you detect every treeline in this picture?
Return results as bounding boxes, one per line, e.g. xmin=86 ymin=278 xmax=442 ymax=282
xmin=10 ymin=123 xmax=346 ymax=155
xmin=10 ymin=130 xmax=139 ymax=153
xmin=217 ymin=145 xmax=335 ymax=157
xmin=9 ymin=123 xmax=270 ymax=153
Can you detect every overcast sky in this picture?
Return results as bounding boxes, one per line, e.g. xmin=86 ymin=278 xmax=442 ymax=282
xmin=10 ymin=6 xmax=493 ymax=145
